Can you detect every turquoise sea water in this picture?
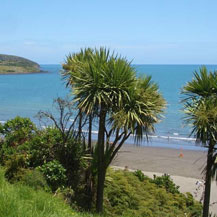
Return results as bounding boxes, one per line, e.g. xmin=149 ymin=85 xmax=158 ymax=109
xmin=1 ymin=64 xmax=217 ymax=150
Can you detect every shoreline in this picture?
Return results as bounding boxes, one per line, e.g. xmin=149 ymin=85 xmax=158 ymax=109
xmin=0 ymin=70 xmax=48 ymax=75
xmin=111 ymin=145 xmax=207 ymax=179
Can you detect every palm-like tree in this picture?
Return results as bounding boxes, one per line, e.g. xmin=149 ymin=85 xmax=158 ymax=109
xmin=70 ymin=48 xmax=137 ymax=212
xmin=182 ymin=67 xmax=217 ymax=217
xmin=104 ymin=75 xmax=165 ymax=167
xmin=62 ymin=48 xmax=94 ymax=146
xmin=63 ymin=47 xmax=165 ymax=213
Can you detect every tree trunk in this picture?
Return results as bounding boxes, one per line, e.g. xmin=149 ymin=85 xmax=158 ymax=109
xmin=202 ymin=144 xmax=214 ymax=217
xmin=88 ymin=114 xmax=92 ymax=152
xmin=96 ymin=165 xmax=106 ymax=213
xmin=96 ymin=105 xmax=106 ymax=213
xmin=78 ymin=109 xmax=82 ymax=140
xmin=84 ymin=114 xmax=93 ymax=211
xmin=85 ymin=166 xmax=93 ymax=211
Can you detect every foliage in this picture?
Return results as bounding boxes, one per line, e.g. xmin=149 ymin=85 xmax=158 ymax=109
xmin=36 ymin=98 xmax=88 ymax=191
xmin=28 ymin=127 xmax=61 ymax=167
xmin=0 ymin=114 xmax=87 ymax=182
xmin=38 ymin=160 xmax=67 ymax=192
xmin=182 ymin=67 xmax=217 ymax=146
xmin=62 ymin=47 xmax=166 ymax=212
xmin=0 ymin=166 xmax=203 ymax=217
xmin=182 ymin=66 xmax=217 ymax=217
xmin=185 ymin=193 xmax=203 ymax=217
xmin=0 ymin=168 xmax=95 ymax=217
xmin=0 ymin=112 xmax=88 ymax=208
xmin=133 ymin=170 xmax=180 ymax=195
xmin=104 ymin=169 xmax=202 ymax=217
xmin=133 ymin=169 xmax=148 ymax=182
xmin=0 ymin=161 xmax=203 ymax=217
xmin=20 ymin=169 xmax=50 ymax=191
xmin=0 ymin=117 xmax=36 ymax=165
xmin=0 ymin=54 xmax=40 ymax=74
xmin=56 ymin=137 xmax=88 ymax=189
xmin=151 ymin=173 xmax=180 ymax=194
xmin=0 ymin=142 xmax=16 ymax=165
xmin=4 ymin=153 xmax=29 ymax=182
xmin=0 ymin=116 xmax=36 ymax=148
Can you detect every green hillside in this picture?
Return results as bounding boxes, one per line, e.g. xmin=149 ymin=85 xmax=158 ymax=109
xmin=0 ymin=168 xmax=93 ymax=217
xmin=0 ymin=54 xmax=41 ymax=74
xmin=0 ymin=167 xmax=202 ymax=217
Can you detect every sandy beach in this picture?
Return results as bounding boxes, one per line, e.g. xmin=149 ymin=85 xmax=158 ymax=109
xmin=111 ymin=145 xmax=217 ymax=214
xmin=112 ymin=145 xmax=207 ymax=179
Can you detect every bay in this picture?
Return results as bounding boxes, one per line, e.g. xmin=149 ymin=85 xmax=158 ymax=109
xmin=1 ymin=64 xmax=217 ymax=150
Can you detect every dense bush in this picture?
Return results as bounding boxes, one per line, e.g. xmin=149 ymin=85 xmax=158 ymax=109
xmin=104 ymin=169 xmax=202 ymax=217
xmin=0 ymin=116 xmax=36 ymax=147
xmin=0 ymin=118 xmax=86 ymax=177
xmin=56 ymin=138 xmax=87 ymax=187
xmin=4 ymin=153 xmax=29 ymax=182
xmin=133 ymin=170 xmax=180 ymax=194
xmin=0 ymin=117 xmax=36 ymax=164
xmin=0 ymin=117 xmax=88 ymax=206
xmin=38 ymin=160 xmax=67 ymax=192
xmin=133 ymin=169 xmax=148 ymax=182
xmin=28 ymin=127 xmax=61 ymax=167
xmin=20 ymin=169 xmax=50 ymax=191
xmin=0 ymin=117 xmax=203 ymax=216
xmin=151 ymin=173 xmax=180 ymax=194
xmin=0 ymin=165 xmax=203 ymax=217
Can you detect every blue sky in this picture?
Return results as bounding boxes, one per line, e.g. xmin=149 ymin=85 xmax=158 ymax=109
xmin=1 ymin=0 xmax=217 ymax=64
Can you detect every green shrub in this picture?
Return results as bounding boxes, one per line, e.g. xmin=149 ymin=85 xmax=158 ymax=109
xmin=38 ymin=160 xmax=67 ymax=192
xmin=151 ymin=173 xmax=180 ymax=194
xmin=104 ymin=169 xmax=202 ymax=217
xmin=0 ymin=117 xmax=37 ymax=166
xmin=29 ymin=127 xmax=87 ymax=192
xmin=20 ymin=169 xmax=50 ymax=191
xmin=28 ymin=128 xmax=60 ymax=167
xmin=4 ymin=153 xmax=29 ymax=182
xmin=0 ymin=116 xmax=36 ymax=147
xmin=185 ymin=192 xmax=203 ymax=217
xmin=56 ymin=138 xmax=87 ymax=187
xmin=28 ymin=127 xmax=87 ymax=184
xmin=0 ymin=142 xmax=16 ymax=165
xmin=133 ymin=169 xmax=148 ymax=182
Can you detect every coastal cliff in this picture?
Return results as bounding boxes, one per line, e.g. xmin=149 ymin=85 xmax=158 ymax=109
xmin=0 ymin=54 xmax=41 ymax=74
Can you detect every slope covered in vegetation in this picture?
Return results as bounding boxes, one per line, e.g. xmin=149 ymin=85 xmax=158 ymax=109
xmin=0 ymin=165 xmax=202 ymax=217
xmin=0 ymin=168 xmax=93 ymax=217
xmin=0 ymin=54 xmax=40 ymax=74
xmin=0 ymin=113 xmax=202 ymax=216
xmin=104 ymin=169 xmax=202 ymax=217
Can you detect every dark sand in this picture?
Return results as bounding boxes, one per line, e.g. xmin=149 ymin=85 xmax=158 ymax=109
xmin=112 ymin=145 xmax=207 ymax=179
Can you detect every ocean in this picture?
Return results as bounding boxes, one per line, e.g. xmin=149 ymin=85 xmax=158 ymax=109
xmin=1 ymin=64 xmax=217 ymax=150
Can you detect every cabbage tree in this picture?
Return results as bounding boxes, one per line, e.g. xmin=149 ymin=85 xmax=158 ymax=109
xmin=182 ymin=67 xmax=217 ymax=217
xmin=63 ymin=47 xmax=165 ymax=213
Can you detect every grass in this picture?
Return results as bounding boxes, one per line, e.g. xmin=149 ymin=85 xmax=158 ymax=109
xmin=0 ymin=167 xmax=202 ymax=217
xmin=0 ymin=169 xmax=93 ymax=217
xmin=0 ymin=54 xmax=40 ymax=74
xmin=0 ymin=65 xmax=40 ymax=74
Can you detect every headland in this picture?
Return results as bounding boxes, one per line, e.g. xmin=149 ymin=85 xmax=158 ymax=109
xmin=0 ymin=54 xmax=42 ymax=74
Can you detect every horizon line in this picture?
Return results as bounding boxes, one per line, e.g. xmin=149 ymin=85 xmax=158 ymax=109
xmin=39 ymin=63 xmax=217 ymax=65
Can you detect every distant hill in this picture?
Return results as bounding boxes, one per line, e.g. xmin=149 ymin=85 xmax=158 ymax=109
xmin=0 ymin=54 xmax=41 ymax=74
